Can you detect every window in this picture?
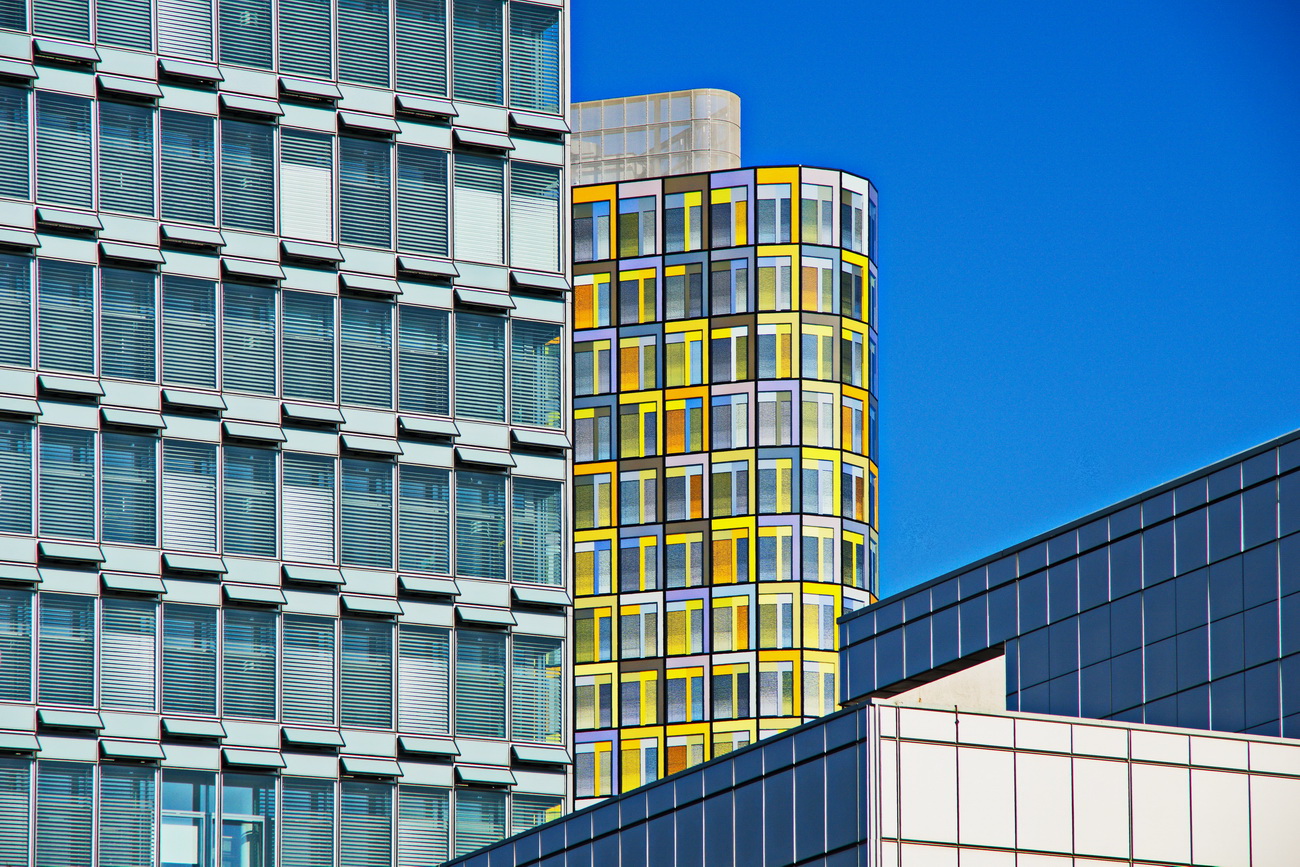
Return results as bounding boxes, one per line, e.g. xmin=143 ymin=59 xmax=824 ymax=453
xmin=618 ymin=469 xmax=656 ymax=525
xmin=397 ymin=146 xmax=449 ymax=255
xmin=620 ymin=738 xmax=659 ymax=792
xmin=710 ymin=393 xmax=748 ymax=449
xmin=100 ymin=268 xmax=155 ymax=382
xmin=842 ymin=530 xmax=866 ymax=589
xmin=573 ymin=201 xmax=610 ymax=262
xmin=454 ymin=153 xmax=505 ymax=263
xmin=454 ymin=312 xmax=505 ymax=420
xmin=40 ymin=593 xmax=95 ymax=706
xmin=342 ymin=619 xmax=393 ymax=727
xmin=574 ymin=338 xmax=611 ymax=395
xmin=454 ymin=790 xmax=506 ymax=859
xmin=574 ymin=538 xmax=611 ymax=594
xmin=617 ymin=268 xmax=656 ymax=325
xmin=709 ymin=257 xmax=748 ymax=314
xmin=842 ymin=461 xmax=866 ymax=522
xmin=281 ymin=129 xmax=334 ymax=243
xmin=283 ymin=615 xmax=335 ymax=724
xmin=342 ymin=459 xmax=393 ymax=568
xmin=619 ymin=669 xmax=657 ymax=726
xmin=803 ymin=593 xmax=836 ymax=650
xmin=709 ymin=325 xmax=748 ymax=382
xmin=842 ymin=395 xmax=864 ymax=455
xmin=573 ymin=404 xmax=612 ymax=462
xmin=0 ymin=759 xmax=30 ymax=864
xmin=396 ymin=0 xmax=447 ymax=95
xmin=509 ymin=2 xmax=560 ymax=112
xmin=223 ymin=609 xmax=276 ymax=718
xmin=0 ymin=87 xmax=29 ymax=200
xmin=575 ymin=673 xmax=611 ymax=729
xmin=802 ymin=457 xmax=835 ymax=515
xmin=574 ymin=271 xmax=612 ymax=327
xmin=399 ymin=465 xmax=450 ymax=574
xmin=512 ymin=636 xmax=562 ymax=743
xmin=36 ymin=93 xmax=92 ymax=208
xmin=842 ymin=189 xmax=865 ymax=252
xmin=341 ymin=137 xmax=392 ymax=247
xmin=801 ymin=323 xmax=834 ymax=380
xmin=758 ymin=457 xmax=794 ymax=513
xmin=220 ymin=0 xmax=273 ymax=66
xmin=0 ymin=255 xmax=29 ymax=367
xmin=399 ymin=306 xmax=450 ymax=414
xmin=511 ymin=320 xmax=562 ymax=427
xmin=711 ymin=526 xmax=749 ymax=585
xmin=282 ymin=291 xmax=336 ymax=402
xmin=617 ymin=196 xmax=655 ymax=257
xmin=510 ymin=162 xmax=561 ymax=271
xmin=758 ymin=524 xmax=794 ymax=581
xmin=711 ymin=460 xmax=749 ymax=518
xmin=803 ymin=660 xmax=836 ymax=716
xmin=618 ymin=334 xmax=657 ymax=391
xmin=710 ymin=186 xmax=747 ymax=248
xmin=453 ymin=0 xmax=504 ymax=104
xmin=665 ymin=328 xmax=703 ymax=387
xmin=398 ymin=625 xmax=450 ymax=734
xmin=756 ymin=183 xmax=791 ymax=244
xmin=757 ymin=254 xmax=793 ymax=311
xmin=840 ymin=260 xmax=864 ymax=320
xmin=800 ymin=183 xmax=834 ymax=243
xmin=665 ymin=191 xmax=703 ymax=252
xmin=665 ymin=397 xmax=703 ymax=453
xmin=665 ymin=600 xmax=704 ymax=656
xmin=223 ymin=446 xmax=276 ymax=556
xmin=759 ymin=660 xmax=795 ymax=715
xmin=618 ymin=399 xmax=658 ymax=458
xmin=619 ymin=602 xmax=657 ymax=658
xmin=282 ymin=778 xmax=335 ymax=867
xmin=221 ymin=775 xmax=275 ymax=866
xmin=759 ymin=593 xmax=794 ymax=649
xmin=222 ymin=284 xmax=276 ymax=394
xmin=869 ymin=198 xmax=879 ymax=260
xmin=757 ymin=390 xmax=793 ymax=445
xmin=513 ymin=478 xmax=562 ymax=585
xmin=455 ymin=630 xmax=506 ymax=738
xmin=283 ymin=453 xmax=335 ymax=563
xmin=162 ymin=604 xmax=217 ymax=714
xmin=0 ymin=422 xmax=32 ymax=535
xmin=0 ymin=590 xmax=31 ymax=702
xmin=341 ymin=297 xmax=393 ymax=408
xmin=342 ymin=781 xmax=392 ymax=865
xmin=99 ymin=102 xmax=153 ymax=216
xmin=455 ymin=471 xmax=506 ymax=579
xmin=39 ymin=427 xmax=95 ymax=539
xmin=101 ymin=433 xmax=156 ymax=545
xmin=161 ymin=276 xmax=216 ymax=387
xmin=757 ymin=322 xmax=794 ymax=378
xmin=513 ymin=794 xmax=562 ymax=836
xmin=619 ymin=535 xmax=658 ymax=592
xmin=159 ymin=0 xmax=214 ymax=59
xmin=220 ymin=120 xmax=274 ymax=231
xmin=574 ymin=605 xmax=612 ymax=662
xmin=664 ymin=464 xmax=703 ymax=522
xmin=802 ymin=390 xmax=836 ymax=447
xmin=36 ymin=762 xmax=93 ymax=866
xmin=800 ymin=255 xmax=834 ymax=312
xmin=712 ymin=662 xmax=750 ymax=719
xmin=841 ymin=326 xmax=866 ymax=387
xmin=162 ymin=441 xmax=217 ymax=552
xmin=340 ymin=0 xmax=391 ymax=85
xmin=575 ymin=741 xmax=613 ymax=798
xmin=279 ymin=0 xmax=332 ymax=75
xmin=665 ymin=666 xmax=704 ymax=722
xmin=664 ymin=263 xmax=704 ymax=319
xmin=712 ymin=595 xmax=750 ymax=652
xmin=665 ymin=531 xmax=703 ymax=588
xmin=38 ymin=260 xmax=94 ymax=374
xmin=802 ymin=525 xmax=835 ymax=582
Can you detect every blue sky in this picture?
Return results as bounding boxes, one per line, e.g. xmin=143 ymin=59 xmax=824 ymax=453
xmin=571 ymin=0 xmax=1300 ymax=598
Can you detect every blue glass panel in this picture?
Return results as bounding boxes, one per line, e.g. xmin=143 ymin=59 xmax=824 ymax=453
xmin=1079 ymin=517 xmax=1109 ymax=552
xmin=1047 ymin=671 xmax=1078 ymax=716
xmin=1282 ymin=534 xmax=1300 ymax=597
xmin=1144 ymin=521 xmax=1176 ymax=584
xmin=987 ymin=585 xmax=1017 ymax=643
xmin=1019 ymin=680 xmax=1049 ymax=714
xmin=1005 ymin=640 xmax=1019 ymax=695
xmin=792 ymin=760 xmax=825 ymax=863
xmin=1143 ymin=579 xmax=1177 ymax=643
xmin=1177 ymin=684 xmax=1210 ymax=730
xmin=1210 ymin=671 xmax=1246 ymax=731
xmin=1175 ymin=478 xmax=1207 ymax=513
xmin=957 ymin=567 xmax=987 ymax=598
xmin=1283 ymin=593 xmax=1300 ymax=657
xmin=1243 ymin=482 xmax=1278 ymax=550
xmin=732 ymin=782 xmax=763 ymax=866
xmin=1175 ymin=568 xmax=1209 ymax=633
xmin=618 ymin=819 xmax=648 ymax=867
xmin=1286 ymin=713 xmax=1300 ymax=739
xmin=958 ymin=597 xmax=989 ymax=658
xmin=762 ymin=769 xmax=795 ymax=867
xmin=1080 ymin=660 xmax=1111 ymax=718
xmin=1048 ymin=618 xmax=1078 ymax=679
xmin=1244 ymin=602 xmax=1279 ymax=668
xmin=1209 ymin=556 xmax=1244 ymax=621
xmin=1111 ymin=648 xmax=1143 ymax=712
xmin=567 ymin=842 xmax=594 ymax=867
xmin=1019 ymin=628 xmax=1049 ymax=687
xmin=1047 ymin=531 xmax=1077 ymax=565
xmin=1144 ymin=635 xmax=1177 ymax=700
xmin=1177 ymin=626 xmax=1209 ymax=691
xmin=903 ymin=619 xmax=932 ymax=679
xmin=1078 ymin=548 xmax=1109 ymax=612
xmin=930 ymin=605 xmax=959 ymax=667
xmin=1110 ymin=593 xmax=1142 ymax=656
xmin=875 ymin=628 xmax=904 ymax=688
xmin=1110 ymin=535 xmax=1142 ymax=598
xmin=903 ymin=590 xmax=931 ymax=620
xmin=1079 ymin=606 xmax=1110 ymax=667
xmin=1145 ymin=693 xmax=1179 ymax=727
xmin=1019 ymin=543 xmax=1047 ymax=575
xmin=702 ymin=791 xmax=734 ymax=865
xmin=873 ymin=600 xmax=903 ymax=631
xmin=931 ymin=578 xmax=959 ymax=610
xmin=1282 ymin=653 xmax=1300 ymax=718
xmin=1244 ymin=450 xmax=1278 ymax=485
xmin=1284 ymin=441 xmax=1300 ymax=472
xmin=1244 ymin=662 xmax=1280 ymax=731
xmin=824 ymin=746 xmax=861 ymax=851
xmin=1210 ymin=612 xmax=1245 ymax=678
xmin=1048 ymin=562 xmax=1078 ymax=622
xmin=1209 ymin=464 xmax=1242 ymax=499
xmin=673 ymin=803 xmax=705 ymax=867
xmin=1143 ymin=491 xmax=1174 ymax=525
xmin=1243 ymin=543 xmax=1279 ymax=610
xmin=1110 ymin=503 xmax=1141 ymax=538
xmin=1018 ymin=571 xmax=1048 ymax=632
xmin=988 ymin=555 xmax=1016 ymax=587
xmin=592 ymin=833 xmax=619 ymax=866
xmin=1280 ymin=471 xmax=1300 ymax=536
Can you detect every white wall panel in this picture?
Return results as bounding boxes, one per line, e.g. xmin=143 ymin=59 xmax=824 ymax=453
xmin=898 ymin=742 xmax=957 ymax=844
xmin=1249 ymin=774 xmax=1300 ymax=866
xmin=1014 ymin=752 xmax=1072 ymax=853
xmin=1071 ymin=757 xmax=1130 ymax=859
xmin=1131 ymin=763 xmax=1191 ymax=864
xmin=1190 ymin=769 xmax=1249 ymax=867
xmin=956 ymin=747 xmax=1014 ymax=849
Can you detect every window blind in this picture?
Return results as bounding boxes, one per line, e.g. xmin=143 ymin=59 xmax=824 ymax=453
xmin=38 ymin=593 xmax=95 ymax=706
xmin=341 ymin=458 xmax=393 ymax=568
xmin=398 ymin=465 xmax=449 ymax=574
xmin=397 ymin=625 xmax=449 ymax=734
xmin=0 ymin=759 xmax=29 ymax=866
xmin=39 ymin=427 xmax=95 ymax=540
xmin=339 ymin=0 xmax=390 ymax=86
xmin=509 ymin=319 xmax=561 ymax=428
xmin=283 ymin=453 xmax=336 ymax=564
xmin=454 ymin=630 xmax=505 ymax=738
xmin=341 ymin=782 xmax=392 ymax=867
xmin=161 ymin=276 xmax=217 ymax=387
xmin=453 ymin=153 xmax=504 ymax=263
xmin=98 ymin=101 xmax=154 ymax=216
xmin=509 ymin=162 xmax=560 ymax=272
xmin=508 ymin=2 xmax=559 ymax=113
xmin=341 ymin=297 xmax=392 ymax=407
xmin=0 ymin=86 xmax=28 ymax=200
xmin=0 ymin=0 xmax=24 ymax=30
xmin=452 ymin=0 xmax=502 ymax=104
xmin=98 ymin=0 xmax=151 ymax=49
xmin=0 ymin=590 xmax=31 ymax=701
xmin=162 ymin=604 xmax=217 ymax=714
xmin=511 ymin=477 xmax=561 ymax=586
xmin=220 ymin=120 xmax=274 ymax=231
xmin=511 ymin=635 xmax=561 ymax=743
xmin=455 ymin=471 xmax=505 ymax=580
xmin=161 ymin=111 xmax=215 ymax=224
xmin=341 ymin=137 xmax=393 ymax=248
xmin=219 ymin=0 xmax=272 ymax=67
xmin=223 ymin=609 xmax=277 ymax=718
xmin=163 ymin=440 xmax=217 ymax=552
xmin=0 ymin=254 xmax=29 ymax=367
xmin=283 ymin=615 xmax=335 ymax=724
xmin=282 ymin=291 xmax=336 ymax=402
xmin=453 ymin=312 xmax=505 ymax=420
xmin=397 ymin=786 xmax=449 ymax=867
xmin=512 ymin=794 xmax=560 ymax=835
xmin=33 ymin=0 xmax=89 ymax=39
xmin=452 ymin=790 xmax=505 ymax=858
xmin=222 ymin=283 xmax=276 ymax=394
xmin=0 ymin=421 xmax=32 ymax=535
xmin=280 ymin=0 xmax=333 ymax=77
xmin=341 ymin=619 xmax=392 ymax=727
xmin=395 ymin=0 xmax=446 ymax=95
xmin=396 ymin=146 xmax=448 ymax=255
xmin=158 ymin=0 xmax=213 ymax=58
xmin=36 ymin=762 xmax=93 ymax=866
xmin=281 ymin=129 xmax=335 ymax=243
xmin=102 ymin=432 xmax=157 ymax=545
xmin=100 ymin=598 xmax=156 ymax=710
xmin=101 ymin=267 xmax=156 ymax=381
xmin=38 ymin=259 xmax=94 ymax=374
xmin=99 ymin=765 xmax=155 ymax=867
xmin=282 ymin=778 xmax=335 ymax=867
xmin=397 ymin=305 xmax=449 ymax=415
xmin=223 ymin=446 xmax=276 ymax=556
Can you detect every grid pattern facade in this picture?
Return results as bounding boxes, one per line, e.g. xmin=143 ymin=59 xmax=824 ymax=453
xmin=843 ymin=431 xmax=1300 ymax=739
xmin=570 ymin=89 xmax=740 ymax=184
xmin=570 ymin=166 xmax=879 ymax=804
xmin=0 ymin=0 xmax=571 ymax=861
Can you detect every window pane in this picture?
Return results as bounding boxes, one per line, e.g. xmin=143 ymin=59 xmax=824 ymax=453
xmin=162 ymin=440 xmax=216 ymax=552
xmin=398 ymin=625 xmax=449 ymax=734
xmin=510 ymin=319 xmax=561 ymax=428
xmin=283 ymin=615 xmax=335 ymax=725
xmin=454 ymin=631 xmax=505 ymax=738
xmin=508 ymin=2 xmax=559 ymax=113
xmin=341 ymin=137 xmax=392 ymax=247
xmin=223 ymin=608 xmax=277 ymax=718
xmin=219 ymin=0 xmax=272 ymax=67
xmin=40 ymin=593 xmax=95 ymax=705
xmin=452 ymin=0 xmax=503 ymax=104
xmin=342 ymin=297 xmax=393 ymax=408
xmin=398 ymin=465 xmax=449 ymax=574
xmin=454 ymin=789 xmax=505 ymax=857
xmin=36 ymin=92 xmax=92 ymax=207
xmin=39 ymin=427 xmax=95 ymax=539
xmin=395 ymin=0 xmax=446 ymax=95
xmin=454 ymin=312 xmax=505 ymax=420
xmin=0 ymin=590 xmax=32 ymax=702
xmin=339 ymin=0 xmax=390 ymax=86
xmin=397 ymin=305 xmax=449 ymax=415
xmin=161 ymin=276 xmax=216 ymax=387
xmin=397 ymin=145 xmax=449 ymax=255
xmin=0 ymin=759 xmax=30 ymax=864
xmin=159 ymin=0 xmax=213 ymax=59
xmin=511 ymin=635 xmax=561 ymax=743
xmin=279 ymin=0 xmax=332 ymax=77
xmin=36 ymin=762 xmax=93 ymax=866
xmin=283 ymin=453 xmax=335 ymax=563
xmin=101 ymin=432 xmax=156 ymax=546
xmin=0 ymin=255 xmax=30 ymax=367
xmin=283 ymin=291 xmax=336 ymax=402
xmin=0 ymin=421 xmax=32 ymax=535
xmin=38 ymin=259 xmax=94 ymax=374
xmin=222 ymin=283 xmax=276 ymax=394
xmin=0 ymin=86 xmax=29 ymax=200
xmin=397 ymin=785 xmax=449 ymax=867
xmin=509 ymin=162 xmax=560 ymax=271
xmin=162 ymin=604 xmax=217 ymax=714
xmin=99 ymin=765 xmax=155 ymax=867
xmin=342 ymin=619 xmax=393 ymax=727
xmin=281 ymin=129 xmax=335 ymax=242
xmin=100 ymin=268 xmax=156 ymax=381
xmin=341 ymin=458 xmax=393 ymax=568
xmin=282 ymin=778 xmax=335 ymax=867
xmin=512 ymin=478 xmax=561 ymax=586
xmin=220 ymin=120 xmax=274 ymax=231
xmin=455 ymin=471 xmax=505 ymax=579
xmin=453 ymin=153 xmax=504 ymax=263
xmin=223 ymin=446 xmax=276 ymax=556
xmin=99 ymin=101 xmax=154 ymax=216
xmin=341 ymin=781 xmax=392 ymax=867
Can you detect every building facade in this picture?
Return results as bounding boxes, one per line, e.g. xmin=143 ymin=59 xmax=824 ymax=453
xmin=570 ymin=166 xmax=880 ymax=804
xmin=570 ymin=89 xmax=741 ymax=184
xmin=0 ymin=0 xmax=572 ymax=863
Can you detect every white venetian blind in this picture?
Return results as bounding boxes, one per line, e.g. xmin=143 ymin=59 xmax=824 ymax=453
xmin=98 ymin=101 xmax=154 ymax=216
xmin=397 ymin=785 xmax=449 ymax=867
xmin=0 ymin=760 xmax=30 ymax=865
xmin=100 ymin=599 xmax=156 ymax=710
xmin=509 ymin=161 xmax=559 ymax=272
xmin=282 ymin=291 xmax=336 ymax=402
xmin=281 ymin=129 xmax=335 ymax=242
xmin=511 ymin=635 xmax=561 ymax=743
xmin=453 ymin=630 xmax=505 ymax=738
xmin=283 ymin=615 xmax=335 ymax=724
xmin=283 ymin=453 xmax=336 ymax=564
xmin=158 ymin=0 xmax=213 ymax=58
xmin=98 ymin=765 xmax=155 ymax=867
xmin=0 ymin=254 xmax=30 ymax=367
xmin=279 ymin=0 xmax=332 ymax=77
xmin=341 ymin=782 xmax=392 ymax=867
xmin=38 ymin=593 xmax=95 ymax=706
xmin=396 ymin=305 xmax=448 ymax=416
xmin=38 ymin=427 xmax=95 ymax=540
xmin=396 ymin=145 xmax=448 ymax=256
xmin=0 ymin=86 xmax=29 ymax=200
xmin=397 ymin=625 xmax=449 ymax=734
xmin=452 ymin=153 xmax=504 ymax=263
xmin=0 ymin=421 xmax=32 ymax=536
xmin=0 ymin=590 xmax=32 ymax=702
xmin=282 ymin=778 xmax=335 ymax=867
xmin=397 ymin=465 xmax=449 ymax=575
xmin=222 ymin=608 xmax=277 ymax=718
xmin=341 ymin=618 xmax=392 ymax=727
xmin=161 ymin=603 xmax=217 ymax=715
xmin=36 ymin=762 xmax=93 ymax=866
xmin=160 ymin=111 xmax=215 ymax=224
xmin=162 ymin=441 xmax=217 ymax=552
xmin=395 ymin=0 xmax=445 ymax=95
xmin=222 ymin=446 xmax=277 ymax=556
xmin=161 ymin=276 xmax=217 ymax=388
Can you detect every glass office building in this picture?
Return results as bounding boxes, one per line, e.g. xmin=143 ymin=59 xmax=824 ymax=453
xmin=0 ymin=0 xmax=571 ymax=862
xmin=447 ymin=427 xmax=1300 ymax=867
xmin=570 ymin=166 xmax=880 ymax=804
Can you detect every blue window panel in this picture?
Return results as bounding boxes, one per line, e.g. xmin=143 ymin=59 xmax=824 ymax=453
xmin=618 ymin=815 xmax=647 ymax=867
xmin=1210 ymin=464 xmax=1242 ymax=499
xmin=1175 ymin=478 xmax=1208 ymax=513
xmin=1280 ymin=471 xmax=1300 ymax=536
xmin=762 ymin=769 xmax=794 ymax=867
xmin=1243 ymin=543 xmax=1279 ymax=609
xmin=1143 ymin=579 xmax=1177 ymax=643
xmin=1209 ymin=555 xmax=1244 ymax=621
xmin=1176 ymin=509 xmax=1208 ymax=575
xmin=1281 ymin=653 xmax=1300 ymax=718
xmin=1078 ymin=606 xmax=1110 ymax=668
xmin=1142 ymin=522 xmax=1175 ymax=585
xmin=1244 ymin=602 xmax=1280 ymax=668
xmin=930 ymin=578 xmax=958 ymax=610
xmin=1111 ymin=503 xmax=1142 ymax=538
xmin=1282 ymin=593 xmax=1300 ymax=657
xmin=1210 ymin=612 xmax=1245 ymax=679
xmin=1146 ymin=693 xmax=1179 ymax=728
xmin=1048 ymin=671 xmax=1079 ymax=717
xmin=1079 ymin=660 xmax=1111 ymax=718
xmin=1175 ymin=568 xmax=1209 ymax=633
xmin=1019 ymin=680 xmax=1049 ymax=715
xmin=902 ymin=590 xmax=930 ymax=620
xmin=1283 ymin=534 xmax=1300 ymax=597
xmin=1047 ymin=531 xmax=1077 ymax=565
xmin=1019 ymin=542 xmax=1047 ymax=575
xmin=987 ymin=584 xmax=1017 ymax=643
xmin=843 ymin=642 xmax=871 ymax=697
xmin=1244 ymin=662 xmax=1281 ymax=731
xmin=1047 ymin=562 xmax=1078 ymax=621
xmin=902 ymin=619 xmax=931 ymax=679
xmin=1109 ymin=592 xmax=1141 ymax=657
xmin=987 ymin=555 xmax=1016 ymax=587
xmin=873 ymin=600 xmax=902 ymax=631
xmin=1077 ymin=547 xmax=1109 ymax=612
xmin=957 ymin=567 xmax=986 ymax=598
xmin=958 ymin=597 xmax=988 ymax=658
xmin=1047 ymin=618 xmax=1078 ymax=680
xmin=1210 ymin=670 xmax=1246 ymax=731
xmin=1177 ymin=684 xmax=1211 ymax=730
xmin=1110 ymin=648 xmax=1143 ymax=712
xmin=673 ymin=801 xmax=705 ymax=866
xmin=1018 ymin=628 xmax=1049 ymax=688
xmin=1018 ymin=570 xmax=1047 ymax=633
xmin=1005 ymin=642 xmax=1019 ymax=701
xmin=1143 ymin=490 xmax=1174 ymax=525
xmin=1078 ymin=516 xmax=1109 ymax=552
xmin=1144 ymin=635 xmax=1178 ymax=700
xmin=874 ymin=628 xmax=903 ymax=691
xmin=1109 ymin=534 xmax=1142 ymax=598
xmin=792 ymin=760 xmax=825 ymax=864
xmin=1177 ymin=626 xmax=1209 ymax=692
xmin=930 ymin=605 xmax=958 ymax=667
xmin=1209 ymin=494 xmax=1243 ymax=564
xmin=1287 ymin=713 xmax=1300 ymax=739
